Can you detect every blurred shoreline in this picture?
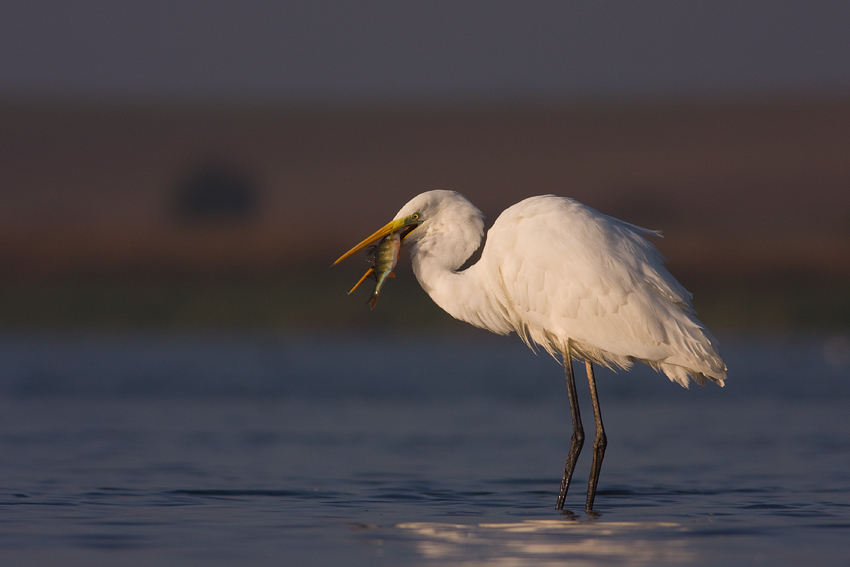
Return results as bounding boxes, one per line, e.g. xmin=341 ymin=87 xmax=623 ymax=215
xmin=2 ymin=97 xmax=848 ymax=330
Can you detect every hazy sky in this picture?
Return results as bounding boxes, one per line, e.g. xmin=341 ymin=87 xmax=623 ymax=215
xmin=2 ymin=1 xmax=850 ymax=104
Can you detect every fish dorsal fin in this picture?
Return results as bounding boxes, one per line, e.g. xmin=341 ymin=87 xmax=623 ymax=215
xmin=364 ymin=244 xmax=378 ymax=265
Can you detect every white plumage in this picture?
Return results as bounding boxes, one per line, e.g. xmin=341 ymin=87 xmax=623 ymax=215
xmin=395 ymin=190 xmax=726 ymax=388
xmin=335 ymin=189 xmax=726 ymax=511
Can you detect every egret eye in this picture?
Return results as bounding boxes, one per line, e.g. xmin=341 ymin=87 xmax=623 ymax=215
xmin=411 ymin=213 xmax=420 ymax=221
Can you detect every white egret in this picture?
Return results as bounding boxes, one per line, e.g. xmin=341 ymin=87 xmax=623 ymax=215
xmin=334 ymin=190 xmax=726 ymax=511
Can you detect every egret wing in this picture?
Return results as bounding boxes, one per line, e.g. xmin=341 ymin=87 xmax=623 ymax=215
xmin=483 ymin=196 xmax=724 ymax=385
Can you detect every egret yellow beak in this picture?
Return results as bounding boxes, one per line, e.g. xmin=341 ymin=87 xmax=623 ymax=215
xmin=332 ymin=214 xmax=419 ymax=266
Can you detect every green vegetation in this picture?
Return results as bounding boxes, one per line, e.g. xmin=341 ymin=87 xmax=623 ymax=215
xmin=0 ymin=266 xmax=847 ymax=332
xmin=0 ymin=264 xmax=451 ymax=331
xmin=694 ymin=277 xmax=850 ymax=331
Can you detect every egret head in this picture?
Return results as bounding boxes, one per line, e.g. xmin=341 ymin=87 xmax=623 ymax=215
xmin=391 ymin=191 xmax=485 ymax=269
xmin=336 ymin=191 xmax=481 ymax=254
xmin=390 ymin=190 xmax=481 ymax=244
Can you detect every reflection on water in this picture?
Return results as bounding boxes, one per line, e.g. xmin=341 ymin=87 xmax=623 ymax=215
xmin=397 ymin=520 xmax=695 ymax=566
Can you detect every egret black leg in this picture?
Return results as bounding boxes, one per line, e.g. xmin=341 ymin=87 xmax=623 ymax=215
xmin=584 ymin=361 xmax=607 ymax=511
xmin=556 ymin=345 xmax=584 ymax=510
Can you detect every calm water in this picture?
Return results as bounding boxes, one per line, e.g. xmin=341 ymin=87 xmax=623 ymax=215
xmin=1 ymin=331 xmax=849 ymax=566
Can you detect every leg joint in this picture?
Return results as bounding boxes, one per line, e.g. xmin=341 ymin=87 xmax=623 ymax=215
xmin=572 ymin=429 xmax=585 ymax=449
xmin=593 ymin=431 xmax=607 ymax=452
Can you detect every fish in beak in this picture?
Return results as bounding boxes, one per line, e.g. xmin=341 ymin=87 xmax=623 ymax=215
xmin=333 ymin=213 xmax=421 ymax=308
